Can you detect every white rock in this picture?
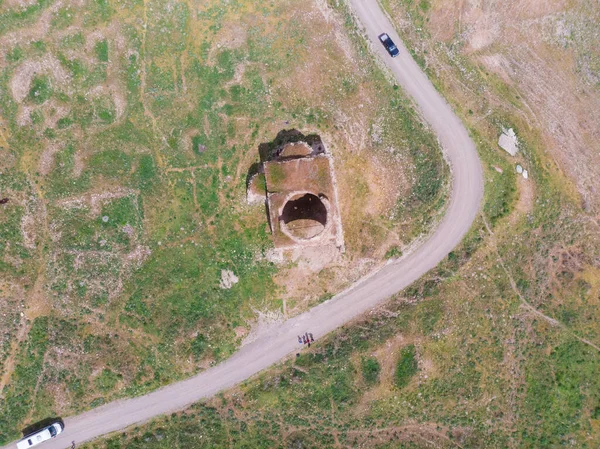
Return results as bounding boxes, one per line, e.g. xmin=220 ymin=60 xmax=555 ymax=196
xmin=522 ymin=170 xmax=529 ymax=179
xmin=498 ymin=127 xmax=519 ymax=156
xmin=219 ymin=269 xmax=239 ymax=289
xmin=102 ymin=216 xmax=109 ymax=222
xmin=516 ymin=164 xmax=523 ymax=174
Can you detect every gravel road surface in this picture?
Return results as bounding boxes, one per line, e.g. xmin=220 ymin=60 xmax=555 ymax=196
xmin=3 ymin=1 xmax=483 ymax=447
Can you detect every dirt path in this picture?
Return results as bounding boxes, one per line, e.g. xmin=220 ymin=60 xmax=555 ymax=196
xmin=2 ymin=0 xmax=484 ymax=447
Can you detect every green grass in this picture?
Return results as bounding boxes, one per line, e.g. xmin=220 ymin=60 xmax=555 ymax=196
xmin=395 ymin=344 xmax=418 ymax=388
xmin=0 ymin=0 xmax=52 ymax=36
xmin=95 ymin=39 xmax=109 ymax=62
xmin=0 ymin=318 xmax=50 ymax=444
xmin=88 ymin=149 xmax=132 ymax=178
xmin=28 ymin=75 xmax=52 ymax=104
xmin=95 ymin=369 xmax=121 ymax=393
xmin=361 ymin=357 xmax=381 ymax=385
xmin=46 ymin=0 xmax=600 ymax=447
xmin=51 ymin=6 xmax=76 ymax=29
xmin=80 ymin=160 xmax=600 ymax=446
xmin=0 ymin=0 xmax=453 ymax=442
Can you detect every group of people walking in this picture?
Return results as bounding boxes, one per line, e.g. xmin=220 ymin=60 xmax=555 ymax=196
xmin=298 ymin=332 xmax=315 ymax=347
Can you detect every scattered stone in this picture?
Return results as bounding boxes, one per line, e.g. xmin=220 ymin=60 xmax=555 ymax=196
xmin=516 ymin=164 xmax=523 ymax=174
xmin=219 ymin=269 xmax=239 ymax=289
xmin=493 ymin=166 xmax=503 ymax=174
xmin=102 ymin=215 xmax=109 ymax=222
xmin=264 ymin=248 xmax=285 ymax=264
xmin=122 ymin=224 xmax=134 ymax=236
xmin=498 ymin=127 xmax=519 ymax=156
xmin=99 ymin=239 xmax=107 ymax=247
xmin=523 ymin=170 xmax=529 ymax=179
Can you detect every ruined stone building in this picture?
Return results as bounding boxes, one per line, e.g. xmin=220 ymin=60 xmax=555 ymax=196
xmin=247 ymin=130 xmax=344 ymax=252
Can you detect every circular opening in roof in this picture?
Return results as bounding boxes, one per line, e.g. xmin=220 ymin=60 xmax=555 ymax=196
xmin=280 ymin=193 xmax=328 ymax=240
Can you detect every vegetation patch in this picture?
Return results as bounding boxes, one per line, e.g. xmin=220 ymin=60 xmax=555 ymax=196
xmin=395 ymin=344 xmax=418 ymax=388
xmin=361 ymin=356 xmax=381 ymax=385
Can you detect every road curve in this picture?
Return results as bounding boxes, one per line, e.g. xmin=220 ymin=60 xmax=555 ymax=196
xmin=4 ymin=1 xmax=483 ymax=448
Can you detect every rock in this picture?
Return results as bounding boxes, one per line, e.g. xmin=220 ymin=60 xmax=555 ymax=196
xmin=494 ymin=166 xmax=503 ymax=174
xmin=219 ymin=269 xmax=239 ymax=289
xmin=498 ymin=127 xmax=519 ymax=156
xmin=522 ymin=170 xmax=529 ymax=179
xmin=264 ymin=248 xmax=285 ymax=264
xmin=102 ymin=215 xmax=109 ymax=222
xmin=516 ymin=164 xmax=523 ymax=174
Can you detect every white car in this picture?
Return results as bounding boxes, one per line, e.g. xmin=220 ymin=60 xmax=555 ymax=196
xmin=16 ymin=422 xmax=63 ymax=449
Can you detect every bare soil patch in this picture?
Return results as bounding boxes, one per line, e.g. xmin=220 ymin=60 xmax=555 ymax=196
xmin=420 ymin=0 xmax=600 ymax=212
xmin=11 ymin=54 xmax=71 ymax=103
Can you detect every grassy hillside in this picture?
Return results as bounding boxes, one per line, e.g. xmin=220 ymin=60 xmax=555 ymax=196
xmin=78 ymin=0 xmax=600 ymax=448
xmin=0 ymin=0 xmax=448 ymax=443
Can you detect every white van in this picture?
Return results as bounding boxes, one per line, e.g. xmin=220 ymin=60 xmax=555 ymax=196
xmin=16 ymin=422 xmax=63 ymax=449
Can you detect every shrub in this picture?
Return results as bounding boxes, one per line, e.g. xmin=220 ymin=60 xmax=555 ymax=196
xmin=361 ymin=357 xmax=381 ymax=385
xmin=385 ymin=246 xmax=403 ymax=259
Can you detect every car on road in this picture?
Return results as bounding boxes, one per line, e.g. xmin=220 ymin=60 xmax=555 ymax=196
xmin=16 ymin=422 xmax=63 ymax=449
xmin=378 ymin=33 xmax=399 ymax=57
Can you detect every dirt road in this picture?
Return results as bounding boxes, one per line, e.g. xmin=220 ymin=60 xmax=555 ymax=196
xmin=3 ymin=1 xmax=483 ymax=447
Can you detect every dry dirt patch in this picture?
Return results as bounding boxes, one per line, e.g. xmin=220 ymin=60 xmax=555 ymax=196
xmin=10 ymin=54 xmax=71 ymax=103
xmin=423 ymin=0 xmax=600 ymax=212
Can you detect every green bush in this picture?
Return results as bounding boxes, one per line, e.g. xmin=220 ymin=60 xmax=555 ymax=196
xmin=361 ymin=357 xmax=381 ymax=385
xmin=385 ymin=246 xmax=403 ymax=259
xmin=191 ymin=334 xmax=207 ymax=359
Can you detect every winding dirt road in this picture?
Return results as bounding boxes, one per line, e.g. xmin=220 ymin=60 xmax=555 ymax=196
xmin=3 ymin=1 xmax=483 ymax=447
